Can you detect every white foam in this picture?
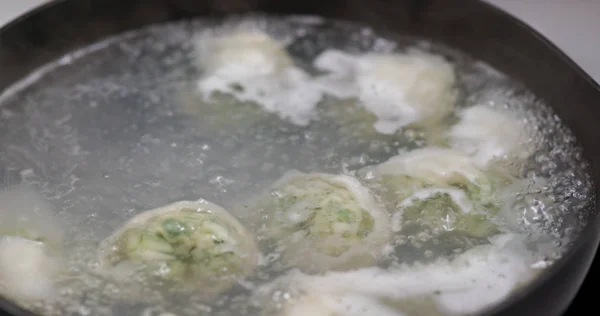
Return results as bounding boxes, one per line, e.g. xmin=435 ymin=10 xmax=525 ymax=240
xmin=267 ymin=233 xmax=536 ymax=315
xmin=313 ymin=49 xmax=456 ymax=134
xmin=373 ymin=147 xmax=489 ymax=188
xmin=195 ymin=31 xmax=324 ymax=126
xmin=448 ymin=105 xmax=533 ymax=167
xmin=313 ymin=50 xmax=359 ymax=99
xmin=284 ymin=292 xmax=405 ymax=316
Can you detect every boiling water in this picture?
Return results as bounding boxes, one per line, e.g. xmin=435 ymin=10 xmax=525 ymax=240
xmin=0 ymin=16 xmax=594 ymax=316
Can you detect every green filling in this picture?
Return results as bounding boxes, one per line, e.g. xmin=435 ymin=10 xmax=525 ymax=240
xmin=320 ymin=95 xmax=453 ymax=146
xmin=187 ymin=91 xmax=269 ymax=131
xmin=161 ymin=218 xmax=191 ymax=239
xmin=374 ymin=165 xmax=507 ymax=240
xmin=112 ymin=210 xmax=250 ymax=284
xmin=402 ymin=192 xmax=499 ymax=238
xmin=337 ymin=209 xmax=352 ymax=222
xmin=268 ymin=177 xmax=376 ymax=258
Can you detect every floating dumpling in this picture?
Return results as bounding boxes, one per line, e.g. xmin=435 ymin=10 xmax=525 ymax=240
xmin=98 ymin=200 xmax=260 ymax=295
xmin=0 ymin=187 xmax=64 ymax=302
xmin=313 ymin=49 xmax=457 ymax=135
xmin=196 ymin=31 xmax=323 ymax=126
xmin=0 ymin=237 xmax=61 ymax=302
xmin=447 ymin=104 xmax=534 ymax=167
xmin=360 ymin=148 xmax=511 ymax=238
xmin=252 ymin=171 xmax=391 ymax=273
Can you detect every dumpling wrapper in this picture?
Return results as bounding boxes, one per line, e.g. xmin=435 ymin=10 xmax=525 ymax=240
xmin=313 ymin=49 xmax=457 ymax=134
xmin=255 ymin=171 xmax=391 ymax=273
xmin=280 ymin=292 xmax=404 ymax=316
xmin=259 ymin=233 xmax=538 ymax=316
xmin=370 ymin=147 xmax=490 ymax=187
xmin=361 ymin=147 xmax=511 ymax=238
xmin=196 ymin=31 xmax=323 ymax=126
xmin=364 ymin=147 xmax=500 ymax=202
xmin=98 ymin=199 xmax=260 ymax=295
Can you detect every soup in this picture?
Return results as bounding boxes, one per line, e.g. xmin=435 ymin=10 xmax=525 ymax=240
xmin=0 ymin=16 xmax=593 ymax=316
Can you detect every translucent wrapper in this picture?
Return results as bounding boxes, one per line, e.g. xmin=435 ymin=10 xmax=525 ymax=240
xmin=98 ymin=199 xmax=260 ymax=296
xmin=251 ymin=171 xmax=391 ymax=273
xmin=360 ymin=147 xmax=515 ymax=239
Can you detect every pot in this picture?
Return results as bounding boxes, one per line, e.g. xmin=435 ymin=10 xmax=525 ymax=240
xmin=0 ymin=0 xmax=599 ymax=315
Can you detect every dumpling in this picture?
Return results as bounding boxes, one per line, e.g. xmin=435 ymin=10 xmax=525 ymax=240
xmin=98 ymin=200 xmax=260 ymax=295
xmin=252 ymin=171 xmax=391 ymax=273
xmin=197 ymin=31 xmax=294 ymax=78
xmin=254 ymin=270 xmax=403 ymax=316
xmin=360 ymin=148 xmax=511 ymax=238
xmin=0 ymin=187 xmax=64 ymax=302
xmin=316 ymin=96 xmax=428 ymax=150
xmin=364 ymin=147 xmax=497 ymax=200
xmin=313 ymin=49 xmax=457 ymax=135
xmin=177 ymin=84 xmax=271 ymax=133
xmin=196 ymin=31 xmax=323 ymax=126
xmin=395 ymin=188 xmax=498 ymax=239
xmin=281 ymin=293 xmax=403 ymax=316
xmin=268 ymin=233 xmax=536 ymax=316
xmin=0 ymin=237 xmax=61 ymax=302
xmin=447 ymin=104 xmax=534 ymax=167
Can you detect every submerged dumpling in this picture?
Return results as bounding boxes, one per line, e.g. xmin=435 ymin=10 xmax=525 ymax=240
xmin=196 ymin=31 xmax=323 ymax=126
xmin=361 ymin=148 xmax=511 ymax=238
xmin=281 ymin=292 xmax=402 ymax=316
xmin=254 ymin=171 xmax=391 ymax=273
xmin=317 ymin=97 xmax=429 ymax=150
xmin=255 ymin=271 xmax=402 ymax=316
xmin=98 ymin=200 xmax=259 ymax=294
xmin=178 ymin=84 xmax=271 ymax=133
xmin=313 ymin=49 xmax=457 ymax=135
xmin=264 ymin=233 xmax=536 ymax=316
xmin=447 ymin=104 xmax=534 ymax=167
xmin=0 ymin=187 xmax=64 ymax=302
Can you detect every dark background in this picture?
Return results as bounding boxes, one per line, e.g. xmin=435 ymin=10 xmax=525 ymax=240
xmin=565 ymin=253 xmax=597 ymax=315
